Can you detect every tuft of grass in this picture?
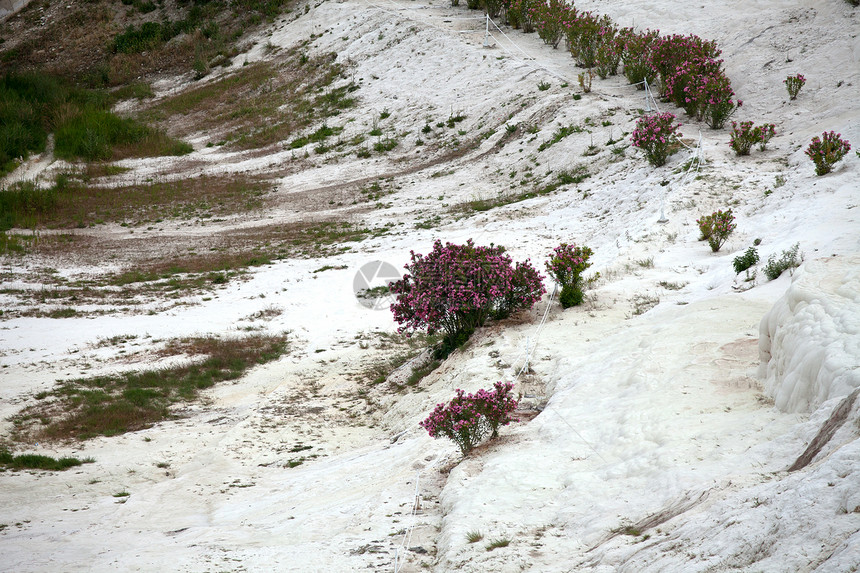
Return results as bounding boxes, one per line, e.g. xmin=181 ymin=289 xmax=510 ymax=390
xmin=11 ymin=334 xmax=289 ymax=442
xmin=485 ymin=538 xmax=511 ymax=551
xmin=466 ymin=530 xmax=484 ymax=543
xmin=537 ymin=124 xmax=584 ymax=152
xmin=0 ymin=449 xmax=95 ymax=471
xmin=398 ymin=360 xmax=440 ymax=390
xmin=556 ymin=165 xmax=590 ymax=185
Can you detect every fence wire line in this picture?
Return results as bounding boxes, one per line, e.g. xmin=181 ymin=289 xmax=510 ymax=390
xmin=393 ymin=453 xmax=450 ymax=573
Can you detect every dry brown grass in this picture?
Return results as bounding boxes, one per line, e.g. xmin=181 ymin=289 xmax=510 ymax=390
xmin=145 ymin=50 xmax=356 ymax=149
xmin=22 ymin=174 xmax=273 ymax=229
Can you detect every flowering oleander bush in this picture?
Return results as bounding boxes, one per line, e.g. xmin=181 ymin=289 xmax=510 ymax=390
xmin=729 ymin=121 xmax=776 ymax=155
xmin=593 ymin=24 xmax=621 ymax=78
xmin=630 ymin=112 xmax=682 ymax=167
xmin=564 ymin=11 xmax=608 ymax=68
xmin=619 ymin=28 xmax=659 ymax=88
xmin=648 ymin=34 xmax=720 ymax=96
xmin=697 ymin=209 xmax=736 ymax=252
xmin=697 ymin=71 xmax=741 ymax=129
xmin=805 ymin=131 xmax=851 ymax=175
xmin=728 ymin=121 xmax=756 ymax=155
xmin=784 ymin=74 xmax=806 ymax=100
xmin=532 ymin=0 xmax=570 ymax=49
xmin=545 ymin=243 xmax=594 ymax=308
xmin=472 ymin=381 xmax=519 ymax=438
xmin=754 ymin=123 xmax=776 ymax=151
xmin=389 ymin=239 xmax=545 ymax=358
xmin=508 ymin=0 xmax=535 ymax=32
xmin=420 ymin=381 xmax=518 ymax=455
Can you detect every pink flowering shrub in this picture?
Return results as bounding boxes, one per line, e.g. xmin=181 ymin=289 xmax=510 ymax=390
xmin=545 ymin=243 xmax=594 ymax=308
xmin=648 ymin=34 xmax=721 ymax=95
xmin=566 ymin=12 xmax=612 ymax=69
xmin=507 ymin=0 xmax=535 ymax=32
xmin=618 ymin=28 xmax=659 ymax=88
xmin=729 ymin=121 xmax=776 ymax=155
xmin=420 ymin=381 xmax=518 ymax=454
xmin=630 ymin=112 xmax=682 ymax=167
xmin=728 ymin=121 xmax=757 ymax=156
xmin=593 ymin=24 xmax=622 ymax=79
xmin=784 ymin=74 xmax=806 ymax=100
xmin=389 ymin=239 xmax=545 ymax=358
xmin=697 ymin=209 xmax=736 ymax=252
xmin=754 ymin=123 xmax=776 ymax=151
xmin=805 ymin=131 xmax=851 ymax=175
xmin=532 ymin=0 xmax=571 ymax=49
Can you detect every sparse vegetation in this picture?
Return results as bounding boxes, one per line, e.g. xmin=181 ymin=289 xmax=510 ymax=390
xmin=146 ymin=52 xmax=356 ymax=150
xmin=11 ymin=334 xmax=289 ymax=442
xmin=0 ymin=449 xmax=94 ymax=471
xmin=486 ymin=538 xmax=511 ymax=551
xmin=733 ymin=247 xmax=760 ymax=274
xmin=466 ymin=530 xmax=484 ymax=543
xmin=538 ymin=124 xmax=584 ymax=152
xmin=763 ymin=244 xmax=802 ymax=280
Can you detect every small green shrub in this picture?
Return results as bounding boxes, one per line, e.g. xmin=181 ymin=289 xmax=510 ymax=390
xmin=732 ymin=246 xmax=759 ymax=274
xmin=763 ymin=244 xmax=801 ymax=280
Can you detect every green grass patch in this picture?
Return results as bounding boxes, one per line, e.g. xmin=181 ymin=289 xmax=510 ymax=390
xmin=0 ymin=72 xmax=191 ymax=167
xmin=537 ymin=124 xmax=584 ymax=152
xmin=11 ymin=334 xmax=289 ymax=442
xmin=0 ymin=449 xmax=94 ymax=471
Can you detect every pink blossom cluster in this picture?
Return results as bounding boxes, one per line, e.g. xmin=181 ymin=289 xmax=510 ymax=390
xmin=630 ymin=112 xmax=682 ymax=167
xmin=805 ymin=131 xmax=851 ymax=176
xmin=506 ymin=0 xmax=535 ymax=32
xmin=618 ymin=28 xmax=660 ymax=88
xmin=545 ymin=243 xmax=593 ymax=289
xmin=546 ymin=243 xmax=594 ymax=308
xmin=784 ymin=74 xmax=806 ymax=100
xmin=530 ymin=0 xmax=571 ymax=49
xmin=389 ymin=239 xmax=545 ymax=344
xmin=502 ymin=3 xmax=739 ymax=123
xmin=658 ymin=44 xmax=740 ymax=129
xmin=729 ymin=121 xmax=776 ymax=156
xmin=419 ymin=381 xmax=519 ymax=454
xmin=697 ymin=209 xmax=736 ymax=252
